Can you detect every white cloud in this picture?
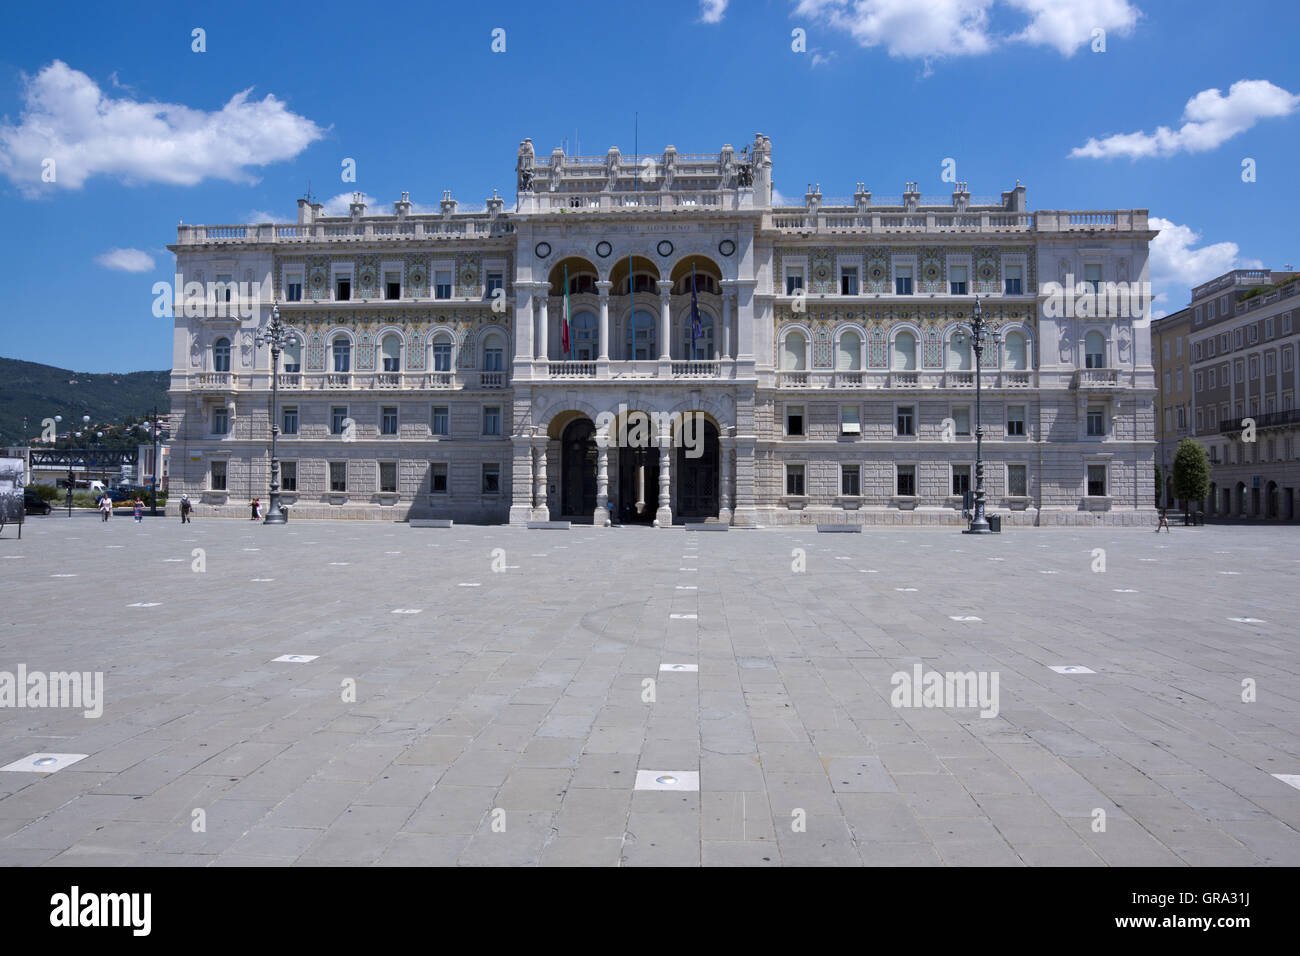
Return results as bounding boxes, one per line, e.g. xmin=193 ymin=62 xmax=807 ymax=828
xmin=792 ymin=0 xmax=1138 ymax=60
xmin=700 ymin=0 xmax=729 ymax=23
xmin=1071 ymin=80 xmax=1300 ymax=159
xmin=1147 ymin=216 xmax=1263 ymax=312
xmin=245 ymin=209 xmax=278 ymax=224
xmin=1006 ymin=0 xmax=1138 ymax=56
xmin=810 ymin=50 xmax=838 ymax=68
xmin=0 ymin=60 xmax=326 ymax=197
xmin=95 ymin=248 xmax=156 ymax=273
xmin=321 ymin=191 xmax=382 ymax=216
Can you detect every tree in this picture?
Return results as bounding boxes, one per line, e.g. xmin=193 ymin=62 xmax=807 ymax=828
xmin=1172 ymin=438 xmax=1210 ymax=523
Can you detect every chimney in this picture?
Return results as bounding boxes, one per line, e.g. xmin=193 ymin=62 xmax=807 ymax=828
xmin=394 ymin=191 xmax=412 ymax=218
xmin=486 ymin=189 xmax=504 ymax=217
xmin=1001 ymin=180 xmax=1027 ymax=211
xmin=903 ymin=181 xmax=920 ymax=210
xmin=854 ymin=182 xmax=871 ymax=210
xmin=952 ymin=181 xmax=970 ymax=210
xmin=297 ymin=198 xmax=313 ymax=225
xmin=348 ymin=192 xmax=366 ymax=220
xmin=440 ymin=190 xmax=457 ymax=216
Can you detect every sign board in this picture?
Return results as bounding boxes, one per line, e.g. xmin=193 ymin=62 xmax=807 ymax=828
xmin=0 ymin=457 xmax=25 ymax=531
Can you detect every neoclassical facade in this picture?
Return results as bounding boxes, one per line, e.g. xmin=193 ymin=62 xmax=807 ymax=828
xmin=166 ymin=134 xmax=1158 ymax=525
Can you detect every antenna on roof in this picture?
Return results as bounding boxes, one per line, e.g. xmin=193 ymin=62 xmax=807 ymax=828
xmin=304 ymin=180 xmax=315 ymax=204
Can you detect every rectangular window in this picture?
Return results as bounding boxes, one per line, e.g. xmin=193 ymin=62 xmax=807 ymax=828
xmin=1194 ymin=306 xmax=1202 ymax=324
xmin=786 ymin=405 xmax=805 ymax=437
xmin=482 ymin=464 xmax=500 ymax=494
xmin=896 ymin=405 xmax=915 ymax=436
xmin=431 ymin=406 xmax=449 ymax=436
xmin=282 ymin=406 xmax=298 ymax=436
xmin=433 ymin=343 xmax=452 ymax=372
xmin=484 ymin=347 xmax=504 ymax=372
xmin=1176 ymin=369 xmax=1183 ymax=393
xmin=1265 ymin=318 xmax=1274 ymax=339
xmin=213 ymin=407 xmax=228 ymax=435
xmin=896 ymin=465 xmax=916 ymax=497
xmin=1007 ymin=405 xmax=1026 ymax=436
xmin=280 ymin=461 xmax=296 ymax=492
xmin=953 ymin=406 xmax=971 ymax=436
xmin=1195 ymin=371 xmax=1203 ymax=392
xmin=1084 ymin=263 xmax=1102 ymax=293
xmin=1163 ymin=341 xmax=1171 ymax=361
xmin=1087 ymin=464 xmax=1107 ymax=497
xmin=1285 ymin=348 xmax=1294 ymax=372
xmin=949 ymin=265 xmax=968 ymax=295
xmin=336 ymin=277 xmax=351 ymax=301
xmin=952 ymin=465 xmax=972 ymax=496
xmin=1196 ymin=408 xmax=1204 ymax=430
xmin=486 ymin=271 xmax=504 ymax=297
xmin=785 ymin=267 xmax=804 ymax=296
xmin=895 ymin=266 xmax=913 ymax=295
xmin=381 ymin=406 xmax=398 ymax=435
xmin=1004 ymin=265 xmax=1022 ymax=296
xmin=210 ymin=460 xmax=226 ymax=491
xmin=1266 ymin=352 xmax=1276 ymax=375
xmin=430 ymin=463 xmax=448 ymax=494
xmin=1248 ymin=325 xmax=1258 ymax=344
xmin=785 ymin=464 xmax=805 ymax=496
xmin=216 ymin=274 xmax=233 ymax=304
xmin=286 ymin=276 xmax=303 ymax=302
xmin=1208 ymin=369 xmax=1215 ymax=389
xmin=483 ymin=406 xmax=501 ymax=436
xmin=379 ymin=462 xmax=398 ymax=493
xmin=839 ymin=405 xmax=860 ymax=436
xmin=1234 ymin=329 xmax=1243 ymax=349
xmin=1284 ymin=313 xmax=1293 ymax=334
xmin=435 ymin=270 xmax=452 ymax=299
xmin=331 ymin=406 xmax=348 ymax=435
xmin=1208 ymin=300 xmax=1217 ymax=320
xmin=841 ymin=464 xmax=860 ymax=497
xmin=385 ymin=272 xmax=401 ymax=300
xmin=1007 ymin=464 xmax=1027 ymax=497
xmin=1176 ymin=338 xmax=1182 ymax=358
xmin=840 ymin=267 xmax=858 ymax=296
xmin=1208 ymin=406 xmax=1217 ymax=428
xmin=1235 ymin=361 xmax=1244 ymax=383
xmin=329 ymin=462 xmax=347 ymax=492
xmin=1194 ymin=342 xmax=1203 ymax=361
xmin=1086 ymin=405 xmax=1105 ymax=436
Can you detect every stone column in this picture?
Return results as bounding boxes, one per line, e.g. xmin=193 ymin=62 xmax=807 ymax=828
xmin=718 ymin=434 xmax=734 ymax=524
xmin=515 ymin=288 xmax=534 ymax=377
xmin=536 ymin=293 xmax=550 ymax=363
xmin=509 ymin=432 xmax=535 ymax=525
xmin=594 ymin=432 xmax=610 ymax=526
xmin=731 ymin=435 xmax=758 ymax=527
xmin=596 ymin=280 xmax=612 ymax=370
xmin=532 ymin=437 xmax=548 ymax=520
xmin=657 ymin=280 xmax=673 ymax=363
xmin=655 ymin=425 xmax=673 ymax=527
xmin=722 ymin=290 xmax=733 ymax=360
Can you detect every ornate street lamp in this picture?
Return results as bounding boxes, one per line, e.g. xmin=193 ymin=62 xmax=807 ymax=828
xmin=957 ymin=297 xmax=1000 ymax=535
xmin=256 ymin=304 xmax=291 ymax=524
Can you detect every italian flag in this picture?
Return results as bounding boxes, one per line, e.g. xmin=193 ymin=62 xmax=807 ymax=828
xmin=561 ymin=262 xmax=571 ymax=357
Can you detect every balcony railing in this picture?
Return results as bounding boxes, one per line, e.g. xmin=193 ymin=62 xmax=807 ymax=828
xmin=1074 ymin=368 xmax=1120 ymax=388
xmin=1220 ymin=409 xmax=1300 ymax=433
xmin=477 ymin=371 xmax=506 ymax=389
xmin=548 ymin=362 xmax=597 ymax=378
xmin=773 ymin=369 xmax=1038 ymax=389
xmin=195 ymin=373 xmax=232 ymax=388
xmin=671 ymin=361 xmax=721 ymax=378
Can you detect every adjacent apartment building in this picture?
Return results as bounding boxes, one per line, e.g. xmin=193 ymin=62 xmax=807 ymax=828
xmin=1157 ymin=269 xmax=1300 ymax=519
xmin=165 ymin=134 xmax=1157 ymax=525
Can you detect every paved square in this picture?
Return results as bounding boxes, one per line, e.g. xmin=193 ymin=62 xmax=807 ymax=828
xmin=1 ymin=515 xmax=1297 ymax=866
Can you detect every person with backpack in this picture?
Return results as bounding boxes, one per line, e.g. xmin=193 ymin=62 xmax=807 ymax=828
xmin=180 ymin=494 xmax=192 ymax=524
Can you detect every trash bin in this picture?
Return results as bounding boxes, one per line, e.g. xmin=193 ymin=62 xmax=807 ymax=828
xmin=988 ymin=514 xmax=1001 ymax=533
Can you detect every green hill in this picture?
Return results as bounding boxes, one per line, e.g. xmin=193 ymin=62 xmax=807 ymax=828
xmin=0 ymin=357 xmax=170 ymax=446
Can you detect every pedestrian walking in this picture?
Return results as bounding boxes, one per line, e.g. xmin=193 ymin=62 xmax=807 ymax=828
xmin=251 ymin=498 xmax=261 ymax=521
xmin=180 ymin=494 xmax=192 ymax=524
xmin=133 ymin=498 xmax=143 ymax=523
xmin=98 ymin=494 xmax=112 ymax=522
xmin=1155 ymin=509 xmax=1171 ymax=533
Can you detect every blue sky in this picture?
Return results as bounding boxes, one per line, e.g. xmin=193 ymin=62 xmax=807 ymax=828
xmin=1 ymin=0 xmax=1297 ymax=372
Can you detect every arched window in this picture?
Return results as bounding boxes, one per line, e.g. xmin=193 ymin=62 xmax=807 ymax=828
xmin=626 ymin=310 xmax=656 ymax=360
xmin=430 ymin=334 xmax=454 ymax=372
xmin=571 ymin=311 xmax=597 ymax=361
xmin=947 ymin=333 xmax=972 ymax=370
xmin=282 ymin=338 xmax=302 ymax=373
xmin=213 ymin=337 xmax=231 ymax=372
xmin=684 ymin=311 xmax=714 ymax=360
xmin=620 ymin=273 xmax=658 ymax=296
xmin=677 ymin=274 xmax=720 ymax=296
xmin=1085 ymin=331 xmax=1106 ymax=369
xmin=380 ymin=334 xmax=401 ymax=372
xmin=893 ymin=331 xmax=917 ymax=370
xmin=567 ymin=273 xmax=598 ymax=295
xmin=1003 ymin=331 xmax=1027 ymax=370
xmin=836 ymin=330 xmax=862 ymax=370
xmin=332 ymin=337 xmax=351 ymax=373
xmin=781 ymin=330 xmax=807 ymax=370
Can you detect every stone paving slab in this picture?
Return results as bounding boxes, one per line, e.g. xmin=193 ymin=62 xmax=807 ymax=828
xmin=0 ymin=516 xmax=1297 ymax=866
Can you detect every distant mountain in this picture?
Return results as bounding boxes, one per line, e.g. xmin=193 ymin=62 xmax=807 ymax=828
xmin=0 ymin=357 xmax=170 ymax=447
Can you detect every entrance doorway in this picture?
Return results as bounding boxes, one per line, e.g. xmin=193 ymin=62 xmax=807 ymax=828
xmin=617 ymin=445 xmax=659 ymax=524
xmin=675 ymin=421 xmax=719 ymax=520
xmin=561 ymin=418 xmax=596 ymax=519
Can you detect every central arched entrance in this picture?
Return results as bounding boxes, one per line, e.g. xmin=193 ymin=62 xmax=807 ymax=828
xmin=561 ymin=418 xmax=597 ymax=520
xmin=675 ymin=420 xmax=720 ymax=519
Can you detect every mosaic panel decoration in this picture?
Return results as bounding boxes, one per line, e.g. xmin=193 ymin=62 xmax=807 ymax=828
xmin=868 ymin=327 xmax=886 ymax=367
xmin=356 ymin=256 xmax=380 ymax=300
xmin=307 ymin=330 xmax=325 ymax=370
xmin=405 ymin=256 xmax=430 ymax=297
xmin=456 ymin=254 xmax=481 ymax=297
xmin=357 ymin=330 xmax=375 ymax=370
xmin=306 ymin=256 xmax=330 ymax=301
xmin=866 ymin=248 xmax=889 ymax=293
xmin=919 ymin=250 xmax=945 ymax=294
xmin=458 ymin=327 xmax=477 ymax=368
xmin=975 ymin=248 xmax=999 ymax=296
xmin=812 ymin=325 xmax=832 ymax=368
xmin=923 ymin=326 xmax=942 ymax=367
xmin=809 ymin=249 xmax=835 ymax=295
xmin=406 ymin=330 xmax=425 ymax=370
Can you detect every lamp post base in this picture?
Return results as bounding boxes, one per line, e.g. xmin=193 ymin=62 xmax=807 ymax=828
xmin=262 ymin=493 xmax=288 ymax=524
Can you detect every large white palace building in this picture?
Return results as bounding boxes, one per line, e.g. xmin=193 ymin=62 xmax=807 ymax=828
xmin=166 ymin=135 xmax=1158 ymax=526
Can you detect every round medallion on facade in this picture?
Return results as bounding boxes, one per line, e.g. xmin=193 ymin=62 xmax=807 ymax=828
xmin=815 ymin=265 xmax=830 ymax=281
xmin=718 ymin=239 xmax=736 ymax=257
xmin=408 ymin=267 xmax=425 ymax=287
xmin=535 ymin=241 xmax=552 ymax=259
xmin=359 ymin=268 xmax=375 ymax=287
xmin=595 ymin=240 xmax=612 ymax=258
xmin=923 ymin=264 xmax=940 ymax=281
xmin=869 ymin=265 xmax=884 ymax=280
xmin=656 ymin=240 xmax=674 ymax=258
xmin=979 ymin=264 xmax=995 ymax=280
xmin=461 ymin=269 xmax=475 ymax=285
